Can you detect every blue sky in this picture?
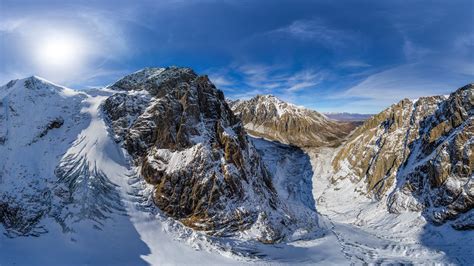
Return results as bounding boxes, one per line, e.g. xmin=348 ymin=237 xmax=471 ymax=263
xmin=0 ymin=0 xmax=473 ymax=113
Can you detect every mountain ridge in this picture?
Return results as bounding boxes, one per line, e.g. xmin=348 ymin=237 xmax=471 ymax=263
xmin=323 ymin=112 xmax=373 ymax=122
xmin=1 ymin=71 xmax=473 ymax=264
xmin=331 ymin=83 xmax=474 ymax=229
xmin=229 ymin=94 xmax=356 ymax=148
xmin=102 ymin=67 xmax=318 ymax=242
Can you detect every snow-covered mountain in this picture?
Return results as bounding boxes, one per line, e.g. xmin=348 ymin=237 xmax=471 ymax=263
xmin=331 ymin=84 xmax=474 ymax=229
xmin=0 ymin=69 xmax=322 ymax=243
xmin=0 ymin=76 xmax=91 ymax=236
xmin=0 ymin=74 xmax=247 ymax=265
xmin=0 ymin=69 xmax=325 ymax=264
xmin=0 ymin=71 xmax=473 ymax=264
xmin=102 ymin=67 xmax=317 ymax=242
xmin=229 ymin=95 xmax=355 ymax=147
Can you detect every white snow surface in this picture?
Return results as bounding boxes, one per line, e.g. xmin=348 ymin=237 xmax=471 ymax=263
xmin=308 ymin=147 xmax=474 ymax=264
xmin=0 ymin=77 xmax=472 ymax=265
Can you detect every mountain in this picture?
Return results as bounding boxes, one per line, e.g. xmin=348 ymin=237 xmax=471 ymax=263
xmin=0 ymin=74 xmax=243 ymax=264
xmin=103 ymin=67 xmax=316 ymax=242
xmin=323 ymin=112 xmax=373 ymax=122
xmin=0 ymin=68 xmax=320 ymax=244
xmin=0 ymin=69 xmax=325 ymax=264
xmin=331 ymin=84 xmax=473 ymax=229
xmin=229 ymin=95 xmax=355 ymax=147
xmin=1 ymin=72 xmax=472 ymax=264
xmin=0 ymin=76 xmax=91 ymax=236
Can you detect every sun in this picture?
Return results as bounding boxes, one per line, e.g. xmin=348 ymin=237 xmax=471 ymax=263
xmin=33 ymin=30 xmax=89 ymax=79
xmin=36 ymin=33 xmax=85 ymax=67
xmin=38 ymin=37 xmax=78 ymax=67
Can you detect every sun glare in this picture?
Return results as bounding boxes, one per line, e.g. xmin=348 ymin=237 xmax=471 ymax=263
xmin=39 ymin=37 xmax=78 ymax=66
xmin=33 ymin=31 xmax=89 ymax=79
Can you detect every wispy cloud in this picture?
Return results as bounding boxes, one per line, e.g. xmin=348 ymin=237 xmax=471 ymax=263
xmin=0 ymin=18 xmax=24 ymax=33
xmin=269 ymin=18 xmax=357 ymax=48
xmin=208 ymin=73 xmax=235 ymax=89
xmin=402 ymin=39 xmax=432 ymax=61
xmin=208 ymin=63 xmax=327 ymax=102
xmin=338 ymin=60 xmax=371 ymax=69
xmin=331 ymin=60 xmax=474 ymax=113
xmin=286 ymin=69 xmax=326 ymax=92
xmin=239 ymin=64 xmax=326 ymax=92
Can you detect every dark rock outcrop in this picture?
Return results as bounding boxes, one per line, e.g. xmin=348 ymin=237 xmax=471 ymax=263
xmin=103 ymin=67 xmax=292 ymax=242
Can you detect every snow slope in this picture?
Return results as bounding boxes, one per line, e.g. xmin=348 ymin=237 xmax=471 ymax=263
xmin=308 ymin=147 xmax=474 ymax=264
xmin=0 ymin=77 xmax=238 ymax=264
xmin=0 ymin=76 xmax=343 ymax=265
xmin=1 ymin=76 xmax=472 ymax=265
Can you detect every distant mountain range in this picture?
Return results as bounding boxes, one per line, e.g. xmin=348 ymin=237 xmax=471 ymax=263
xmin=323 ymin=112 xmax=373 ymax=121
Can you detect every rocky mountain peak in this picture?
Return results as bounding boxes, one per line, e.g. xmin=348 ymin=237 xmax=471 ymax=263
xmin=108 ymin=66 xmax=197 ymax=93
xmin=103 ymin=67 xmax=300 ymax=242
xmin=455 ymin=83 xmax=474 ymax=94
xmin=230 ymin=94 xmax=355 ymax=147
xmin=243 ymin=94 xmax=319 ymax=118
xmin=253 ymin=94 xmax=283 ymax=103
xmin=2 ymin=76 xmax=58 ymax=93
xmin=332 ymin=83 xmax=473 ymax=229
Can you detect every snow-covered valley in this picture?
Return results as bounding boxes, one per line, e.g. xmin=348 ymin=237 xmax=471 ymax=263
xmin=308 ymin=147 xmax=474 ymax=264
xmin=0 ymin=74 xmax=472 ymax=265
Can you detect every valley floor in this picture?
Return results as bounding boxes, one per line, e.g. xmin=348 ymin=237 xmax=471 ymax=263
xmin=308 ymin=147 xmax=474 ymax=265
xmin=1 ymin=94 xmax=472 ymax=265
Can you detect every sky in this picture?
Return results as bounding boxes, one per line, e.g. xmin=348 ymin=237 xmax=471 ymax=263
xmin=0 ymin=0 xmax=473 ymax=113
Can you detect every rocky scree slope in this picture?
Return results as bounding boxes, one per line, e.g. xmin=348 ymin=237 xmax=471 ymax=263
xmin=229 ymin=95 xmax=354 ymax=148
xmin=332 ymin=84 xmax=474 ymax=229
xmin=103 ymin=67 xmax=305 ymax=243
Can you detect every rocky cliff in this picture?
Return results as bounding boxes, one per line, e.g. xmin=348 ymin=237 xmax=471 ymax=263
xmin=332 ymin=84 xmax=474 ymax=229
xmin=103 ymin=67 xmax=300 ymax=242
xmin=229 ymin=95 xmax=354 ymax=148
xmin=0 ymin=69 xmax=318 ymax=243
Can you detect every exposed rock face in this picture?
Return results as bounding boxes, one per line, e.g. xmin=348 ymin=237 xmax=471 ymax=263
xmin=332 ymin=84 xmax=474 ymax=228
xmin=103 ymin=67 xmax=293 ymax=242
xmin=1 ymin=70 xmax=316 ymax=243
xmin=102 ymin=92 xmax=150 ymax=142
xmin=229 ymin=95 xmax=354 ymax=148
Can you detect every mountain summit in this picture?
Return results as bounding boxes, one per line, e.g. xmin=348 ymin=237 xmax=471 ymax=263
xmin=229 ymin=94 xmax=355 ymax=147
xmin=103 ymin=67 xmax=315 ymax=242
